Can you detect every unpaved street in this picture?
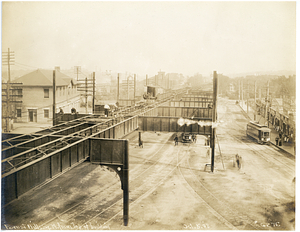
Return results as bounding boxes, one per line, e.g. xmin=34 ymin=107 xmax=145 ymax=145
xmin=2 ymin=98 xmax=295 ymax=230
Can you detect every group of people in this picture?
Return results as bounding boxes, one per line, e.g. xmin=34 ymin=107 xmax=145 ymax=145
xmin=275 ymin=130 xmax=292 ymax=146
xmin=58 ymin=107 xmax=77 ymax=115
xmin=274 ymin=125 xmax=293 ymax=144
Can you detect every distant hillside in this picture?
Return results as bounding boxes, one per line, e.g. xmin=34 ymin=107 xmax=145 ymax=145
xmin=227 ymin=70 xmax=295 ymax=78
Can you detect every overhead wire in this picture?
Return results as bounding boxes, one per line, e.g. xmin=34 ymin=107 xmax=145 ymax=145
xmin=14 ymin=62 xmax=40 ymax=70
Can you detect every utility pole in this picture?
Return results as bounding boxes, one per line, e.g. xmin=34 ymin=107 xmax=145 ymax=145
xmin=117 ymin=73 xmax=120 ymax=103
xmin=211 ymin=71 xmax=218 ymax=173
xmin=127 ymin=75 xmax=129 ymax=100
xmin=254 ymin=81 xmax=257 ymax=121
xmin=92 ymin=72 xmax=95 ymax=114
xmin=74 ymin=66 xmax=81 ymax=81
xmin=266 ymin=80 xmax=270 ymax=127
xmin=123 ymin=140 xmax=129 ymax=226
xmin=239 ymin=80 xmax=240 ymax=103
xmin=2 ymin=48 xmax=15 ymax=132
xmin=6 ymin=48 xmax=11 ymax=131
xmin=247 ymin=80 xmax=249 ymax=114
xmin=146 ymin=74 xmax=148 ymax=86
xmin=85 ymin=77 xmax=88 ymax=114
xmin=134 ymin=74 xmax=136 ymax=105
xmin=267 ymin=80 xmax=270 ymax=102
xmin=241 ymin=80 xmax=244 ymax=107
xmin=53 ymin=70 xmax=56 ymax=126
xmin=77 ymin=75 xmax=93 ymax=114
xmin=259 ymin=88 xmax=261 ymax=100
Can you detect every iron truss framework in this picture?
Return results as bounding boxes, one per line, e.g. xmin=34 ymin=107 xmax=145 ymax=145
xmin=2 ymin=88 xmax=214 ymax=226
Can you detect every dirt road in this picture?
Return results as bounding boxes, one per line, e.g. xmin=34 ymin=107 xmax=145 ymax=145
xmin=2 ymin=98 xmax=295 ymax=230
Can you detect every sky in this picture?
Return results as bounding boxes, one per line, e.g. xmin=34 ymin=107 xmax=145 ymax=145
xmin=2 ymin=1 xmax=297 ymax=78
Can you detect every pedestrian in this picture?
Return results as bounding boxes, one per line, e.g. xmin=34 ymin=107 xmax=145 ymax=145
xmin=238 ymin=156 xmax=242 ymax=169
xmin=59 ymin=107 xmax=64 ymax=114
xmin=192 ymin=134 xmax=196 ymax=143
xmin=138 ymin=140 xmax=143 ymax=148
xmin=236 ymin=154 xmax=240 ymax=169
xmin=174 ymin=135 xmax=178 ymax=146
xmin=275 ymin=136 xmax=279 ymax=146
xmin=207 ymin=135 xmax=210 ymax=146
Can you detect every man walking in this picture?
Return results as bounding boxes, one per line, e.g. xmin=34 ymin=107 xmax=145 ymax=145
xmin=174 ymin=134 xmax=178 ymax=146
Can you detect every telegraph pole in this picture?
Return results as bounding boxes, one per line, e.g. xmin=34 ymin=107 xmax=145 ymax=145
xmin=254 ymin=81 xmax=257 ymax=121
xmin=127 ymin=75 xmax=129 ymax=100
xmin=92 ymin=72 xmax=95 ymax=114
xmin=259 ymin=88 xmax=261 ymax=100
xmin=238 ymin=80 xmax=240 ymax=103
xmin=74 ymin=66 xmax=81 ymax=81
xmin=77 ymin=75 xmax=93 ymax=113
xmin=146 ymin=74 xmax=148 ymax=86
xmin=85 ymin=77 xmax=88 ymax=114
xmin=7 ymin=48 xmax=11 ymax=131
xmin=134 ymin=74 xmax=136 ymax=105
xmin=241 ymin=80 xmax=244 ymax=107
xmin=2 ymin=48 xmax=15 ymax=132
xmin=247 ymin=80 xmax=249 ymax=114
xmin=211 ymin=71 xmax=218 ymax=173
xmin=117 ymin=73 xmax=120 ymax=103
xmin=123 ymin=140 xmax=129 ymax=226
xmin=52 ymin=70 xmax=56 ymax=126
xmin=266 ymin=80 xmax=270 ymax=127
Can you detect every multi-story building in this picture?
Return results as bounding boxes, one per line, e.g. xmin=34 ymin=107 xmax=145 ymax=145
xmin=12 ymin=69 xmax=81 ymax=123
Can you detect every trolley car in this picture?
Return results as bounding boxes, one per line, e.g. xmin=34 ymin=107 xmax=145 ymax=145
xmin=246 ymin=121 xmax=271 ymax=144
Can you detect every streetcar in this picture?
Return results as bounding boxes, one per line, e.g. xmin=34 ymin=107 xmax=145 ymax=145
xmin=246 ymin=121 xmax=271 ymax=144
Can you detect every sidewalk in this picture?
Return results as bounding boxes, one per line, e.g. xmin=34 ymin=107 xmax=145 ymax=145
xmin=238 ymin=101 xmax=295 ymax=156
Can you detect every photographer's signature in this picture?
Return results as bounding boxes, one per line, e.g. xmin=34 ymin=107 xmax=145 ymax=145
xmin=183 ymin=223 xmax=210 ymax=229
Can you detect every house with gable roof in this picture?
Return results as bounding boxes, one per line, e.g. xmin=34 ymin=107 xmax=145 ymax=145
xmin=12 ymin=69 xmax=81 ymax=124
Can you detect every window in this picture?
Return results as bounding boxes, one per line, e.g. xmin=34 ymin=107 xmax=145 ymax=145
xmin=17 ymin=89 xmax=22 ymax=96
xmin=44 ymin=89 xmax=49 ymax=98
xmin=44 ymin=109 xmax=49 ymax=118
xmin=17 ymin=109 xmax=21 ymax=117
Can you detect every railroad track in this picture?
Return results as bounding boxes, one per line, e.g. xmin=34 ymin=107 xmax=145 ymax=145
xmin=39 ymin=133 xmax=182 ymax=229
xmin=218 ymin=102 xmax=294 ymax=174
xmin=177 ymin=146 xmax=263 ymax=230
xmin=246 ymin=143 xmax=294 ymax=173
xmin=79 ymin=142 xmax=185 ymax=227
xmin=173 ymin=99 xmax=294 ymax=230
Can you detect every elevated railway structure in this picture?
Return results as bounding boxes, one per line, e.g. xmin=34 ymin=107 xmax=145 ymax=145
xmin=2 ymin=79 xmax=217 ymax=226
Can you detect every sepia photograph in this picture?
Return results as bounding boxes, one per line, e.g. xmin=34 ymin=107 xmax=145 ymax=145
xmin=1 ymin=1 xmax=296 ymax=230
